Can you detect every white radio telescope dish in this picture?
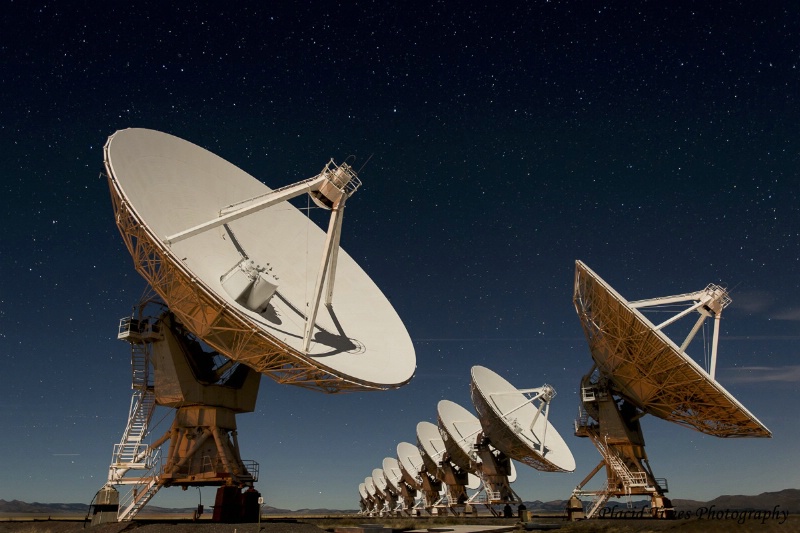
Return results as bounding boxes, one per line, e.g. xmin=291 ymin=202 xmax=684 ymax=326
xmin=416 ymin=421 xmax=447 ymax=475
xmin=436 ymin=400 xmax=482 ymax=473
xmin=418 ymin=420 xmax=479 ymax=492
xmin=438 ymin=398 xmax=519 ymax=508
xmin=97 ymin=127 xmax=416 ymax=525
xmin=382 ymin=457 xmax=404 ymax=493
xmin=104 ymin=128 xmax=415 ymax=392
xmin=365 ymin=476 xmax=377 ymax=497
xmin=397 ymin=441 xmax=425 ymax=489
xmin=398 ymin=440 xmax=441 ymax=513
xmin=372 ymin=468 xmax=389 ymax=496
xmin=470 ymin=365 xmax=575 ymax=472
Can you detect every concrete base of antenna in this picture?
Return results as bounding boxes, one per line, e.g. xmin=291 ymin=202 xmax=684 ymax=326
xmin=566 ymin=495 xmax=585 ymax=521
xmin=90 ymin=485 xmax=120 ymax=526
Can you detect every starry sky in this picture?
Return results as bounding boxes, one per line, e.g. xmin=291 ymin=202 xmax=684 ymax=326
xmin=2 ymin=0 xmax=799 ymax=512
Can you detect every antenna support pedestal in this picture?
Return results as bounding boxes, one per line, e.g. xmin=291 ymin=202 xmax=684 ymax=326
xmin=571 ymin=373 xmax=673 ymax=519
xmin=101 ymin=308 xmax=261 ymax=522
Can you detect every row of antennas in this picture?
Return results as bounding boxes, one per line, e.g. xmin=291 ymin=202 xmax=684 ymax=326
xmin=357 ymin=365 xmax=575 ymax=516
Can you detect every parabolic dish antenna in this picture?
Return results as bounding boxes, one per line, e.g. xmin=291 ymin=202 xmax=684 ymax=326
xmin=365 ymin=476 xmax=377 ymax=497
xmin=104 ymin=128 xmax=415 ymax=392
xmin=416 ymin=421 xmax=479 ymax=490
xmin=436 ymin=400 xmax=482 ymax=472
xmin=417 ymin=421 xmax=448 ymax=474
xmin=398 ymin=440 xmax=440 ymax=512
xmin=573 ymin=261 xmax=770 ymax=437
xmin=397 ymin=441 xmax=425 ymax=488
xmin=382 ymin=457 xmax=404 ymax=493
xmin=438 ymin=398 xmax=520 ymax=509
xmin=359 ymin=482 xmax=368 ymax=501
xmin=372 ymin=468 xmax=389 ymax=495
xmin=470 ymin=366 xmax=575 ymax=472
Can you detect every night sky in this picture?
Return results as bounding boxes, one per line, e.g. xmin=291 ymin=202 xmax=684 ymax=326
xmin=2 ymin=1 xmax=799 ymax=511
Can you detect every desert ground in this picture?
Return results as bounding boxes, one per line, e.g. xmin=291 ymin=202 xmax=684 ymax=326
xmin=0 ymin=514 xmax=797 ymax=533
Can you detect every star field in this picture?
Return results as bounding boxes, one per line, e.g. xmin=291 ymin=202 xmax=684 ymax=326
xmin=1 ymin=0 xmax=799 ymax=511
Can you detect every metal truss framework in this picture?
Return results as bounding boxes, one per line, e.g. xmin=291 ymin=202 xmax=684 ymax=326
xmin=107 ymin=174 xmax=383 ymax=394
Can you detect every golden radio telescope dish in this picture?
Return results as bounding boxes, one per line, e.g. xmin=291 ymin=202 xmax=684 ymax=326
xmin=573 ymin=260 xmax=769 ymax=437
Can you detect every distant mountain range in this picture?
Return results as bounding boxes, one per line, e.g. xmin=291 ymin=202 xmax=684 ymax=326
xmin=0 ymin=501 xmax=91 ymax=514
xmin=0 ymin=499 xmax=354 ymax=516
xmin=521 ymin=488 xmax=800 ymax=514
xmin=1 ymin=489 xmax=798 ymax=515
xmin=673 ymin=488 xmax=800 ymax=513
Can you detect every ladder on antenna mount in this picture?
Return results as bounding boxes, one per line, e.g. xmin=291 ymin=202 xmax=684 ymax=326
xmin=592 ymin=435 xmax=649 ymax=491
xmin=573 ymin=431 xmax=654 ymax=519
xmin=117 ymin=469 xmax=162 ymax=521
xmin=585 ymin=483 xmax=611 ymax=519
xmin=108 ymin=317 xmax=159 ymax=482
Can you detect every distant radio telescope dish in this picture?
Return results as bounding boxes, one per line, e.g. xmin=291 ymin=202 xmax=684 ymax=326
xmin=104 ymin=128 xmax=415 ymax=392
xmin=418 ymin=420 xmax=481 ymax=489
xmin=359 ymin=482 xmax=368 ymax=501
xmin=416 ymin=421 xmax=448 ymax=475
xmin=573 ymin=260 xmax=770 ymax=437
xmin=398 ymin=439 xmax=441 ymax=512
xmin=397 ymin=441 xmax=425 ymax=489
xmin=470 ymin=366 xmax=576 ymax=472
xmin=372 ymin=468 xmax=389 ymax=496
xmin=365 ymin=476 xmax=377 ymax=497
xmin=438 ymin=399 xmax=518 ymax=506
xmin=436 ymin=400 xmax=482 ymax=473
xmin=382 ymin=457 xmax=404 ymax=494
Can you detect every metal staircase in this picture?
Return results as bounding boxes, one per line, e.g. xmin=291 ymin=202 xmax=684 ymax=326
xmin=117 ymin=457 xmax=163 ymax=521
xmin=116 ymin=348 xmax=156 ymax=455
xmin=591 ymin=434 xmax=649 ymax=490
xmin=107 ymin=316 xmax=163 ymax=521
xmin=586 ymin=483 xmax=611 ymax=519
xmin=574 ymin=430 xmax=653 ymax=518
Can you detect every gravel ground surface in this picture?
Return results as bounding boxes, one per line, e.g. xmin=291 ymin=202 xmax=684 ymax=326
xmin=0 ymin=521 xmax=324 ymax=533
xmin=1 ymin=516 xmax=797 ymax=533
